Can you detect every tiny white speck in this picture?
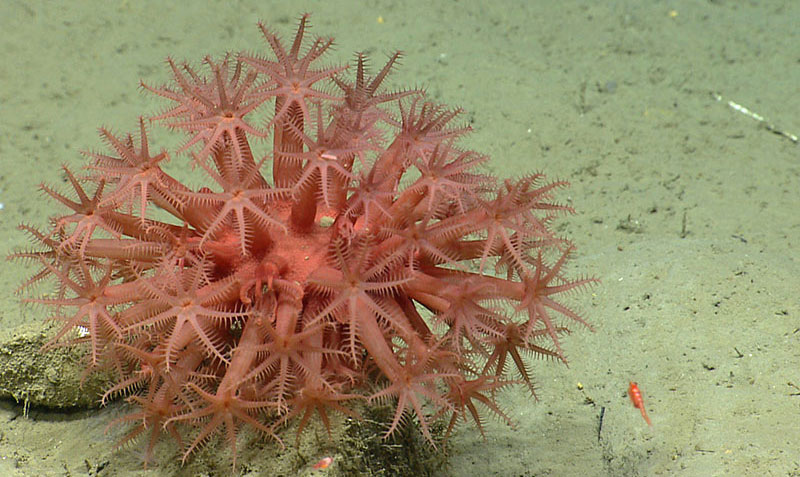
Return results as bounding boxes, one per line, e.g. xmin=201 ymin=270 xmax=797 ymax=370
xmin=527 ymin=128 xmax=532 ymax=133
xmin=0 ymin=203 xmax=4 ymax=210
xmin=77 ymin=326 xmax=90 ymax=337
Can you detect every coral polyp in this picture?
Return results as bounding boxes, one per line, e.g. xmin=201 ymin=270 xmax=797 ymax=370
xmin=12 ymin=15 xmax=595 ymax=467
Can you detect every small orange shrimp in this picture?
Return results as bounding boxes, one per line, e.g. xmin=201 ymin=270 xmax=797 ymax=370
xmin=627 ymin=381 xmax=652 ymax=426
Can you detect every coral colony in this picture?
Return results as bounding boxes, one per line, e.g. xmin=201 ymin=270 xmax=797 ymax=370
xmin=12 ymin=15 xmax=595 ymax=467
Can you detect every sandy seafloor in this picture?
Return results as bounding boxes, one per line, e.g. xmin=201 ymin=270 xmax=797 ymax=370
xmin=1 ymin=1 xmax=798 ymax=476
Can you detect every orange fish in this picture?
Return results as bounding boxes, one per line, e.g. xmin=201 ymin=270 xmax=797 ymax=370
xmin=627 ymin=381 xmax=652 ymax=426
xmin=312 ymin=456 xmax=333 ymax=470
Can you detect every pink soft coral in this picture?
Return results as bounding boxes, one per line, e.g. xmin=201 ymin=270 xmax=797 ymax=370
xmin=10 ymin=14 xmax=596 ymax=468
